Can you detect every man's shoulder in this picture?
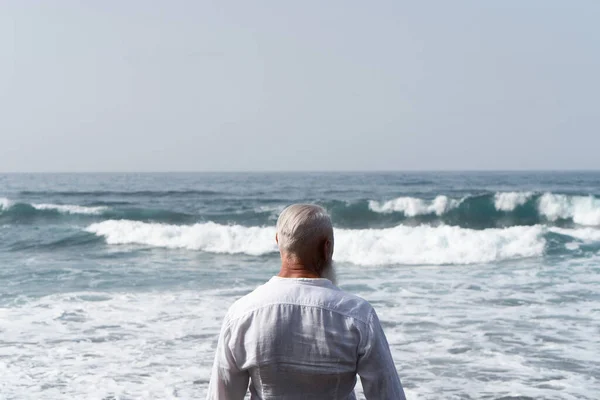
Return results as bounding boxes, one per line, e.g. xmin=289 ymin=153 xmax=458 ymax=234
xmin=328 ymin=288 xmax=375 ymax=323
xmin=225 ymin=279 xmax=375 ymax=325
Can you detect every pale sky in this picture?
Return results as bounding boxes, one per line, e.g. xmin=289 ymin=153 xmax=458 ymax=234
xmin=1 ymin=1 xmax=599 ymax=172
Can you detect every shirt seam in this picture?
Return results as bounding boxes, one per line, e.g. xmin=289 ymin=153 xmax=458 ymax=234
xmin=225 ymin=301 xmax=372 ymax=327
xmin=359 ymin=308 xmax=376 ymax=360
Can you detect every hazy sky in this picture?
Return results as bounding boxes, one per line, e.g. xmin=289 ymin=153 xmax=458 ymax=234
xmin=1 ymin=1 xmax=599 ymax=172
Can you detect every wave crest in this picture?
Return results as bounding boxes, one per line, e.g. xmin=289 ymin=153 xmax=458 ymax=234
xmin=0 ymin=197 xmax=12 ymax=211
xmin=538 ymin=193 xmax=600 ymax=226
xmin=369 ymin=192 xmax=600 ymax=227
xmin=86 ymin=220 xmax=277 ymax=256
xmin=368 ymin=195 xmax=461 ymax=216
xmin=493 ymin=192 xmax=533 ymax=212
xmin=4 ymin=192 xmax=600 ymax=228
xmin=32 ymin=203 xmax=108 ymax=215
xmin=335 ymin=224 xmax=545 ymax=265
xmin=86 ymin=220 xmax=548 ymax=266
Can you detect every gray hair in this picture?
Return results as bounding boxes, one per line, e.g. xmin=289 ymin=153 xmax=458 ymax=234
xmin=276 ymin=204 xmax=333 ymax=255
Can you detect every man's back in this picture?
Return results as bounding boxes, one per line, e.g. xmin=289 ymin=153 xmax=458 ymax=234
xmin=207 ymin=276 xmax=405 ymax=399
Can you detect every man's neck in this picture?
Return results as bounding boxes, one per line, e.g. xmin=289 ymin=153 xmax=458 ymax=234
xmin=278 ymin=260 xmax=321 ymax=279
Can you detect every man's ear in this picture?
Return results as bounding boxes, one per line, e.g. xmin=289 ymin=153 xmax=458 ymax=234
xmin=323 ymin=239 xmax=331 ymax=260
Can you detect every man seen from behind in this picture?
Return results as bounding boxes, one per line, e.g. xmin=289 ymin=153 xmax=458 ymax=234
xmin=207 ymin=204 xmax=406 ymax=399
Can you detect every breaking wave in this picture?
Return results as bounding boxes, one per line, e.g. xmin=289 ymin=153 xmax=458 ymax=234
xmin=0 ymin=201 xmax=107 ymax=216
xmin=0 ymin=197 xmax=12 ymax=210
xmin=537 ymin=193 xmax=600 ymax=226
xmin=31 ymin=203 xmax=107 ymax=215
xmin=493 ymin=192 xmax=534 ymax=211
xmin=0 ymin=199 xmax=194 ymax=223
xmin=3 ymin=192 xmax=600 ymax=229
xmin=86 ymin=220 xmax=277 ymax=256
xmin=368 ymin=192 xmax=600 ymax=227
xmin=368 ymin=195 xmax=461 ymax=216
xmin=85 ymin=220 xmax=563 ymax=266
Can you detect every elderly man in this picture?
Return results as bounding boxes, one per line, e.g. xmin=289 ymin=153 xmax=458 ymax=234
xmin=207 ymin=204 xmax=406 ymax=399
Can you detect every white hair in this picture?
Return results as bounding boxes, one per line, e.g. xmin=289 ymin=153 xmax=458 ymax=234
xmin=276 ymin=204 xmax=333 ymax=255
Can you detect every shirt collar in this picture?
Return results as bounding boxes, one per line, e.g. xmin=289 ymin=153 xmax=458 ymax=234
xmin=268 ymin=275 xmax=336 ymax=287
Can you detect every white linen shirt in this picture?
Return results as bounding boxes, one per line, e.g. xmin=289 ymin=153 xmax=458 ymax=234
xmin=207 ymin=276 xmax=406 ymax=399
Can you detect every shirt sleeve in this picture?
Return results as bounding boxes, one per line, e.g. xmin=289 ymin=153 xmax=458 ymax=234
xmin=206 ymin=318 xmax=250 ymax=400
xmin=357 ymin=309 xmax=406 ymax=400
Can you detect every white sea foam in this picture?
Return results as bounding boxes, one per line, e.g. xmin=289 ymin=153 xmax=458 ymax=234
xmin=0 ymin=289 xmax=236 ymax=399
xmin=87 ymin=220 xmax=546 ymax=265
xmin=86 ymin=220 xmax=278 ymax=256
xmin=256 ymin=205 xmax=286 ymax=214
xmin=538 ymin=193 xmax=600 ymax=226
xmin=549 ymin=227 xmax=600 ymax=242
xmin=32 ymin=203 xmax=108 ymax=215
xmin=2 ymin=261 xmax=599 ymax=399
xmin=255 ymin=205 xmax=287 ymax=220
xmin=371 ymin=192 xmax=600 ymax=226
xmin=494 ymin=192 xmax=533 ymax=211
xmin=0 ymin=197 xmax=12 ymax=210
xmin=334 ymin=224 xmax=545 ymax=265
xmin=368 ymin=195 xmax=461 ymax=216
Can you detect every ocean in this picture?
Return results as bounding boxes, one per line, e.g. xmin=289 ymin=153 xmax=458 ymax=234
xmin=1 ymin=172 xmax=599 ymax=399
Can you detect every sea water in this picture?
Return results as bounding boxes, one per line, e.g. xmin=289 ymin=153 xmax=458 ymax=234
xmin=0 ymin=172 xmax=599 ymax=399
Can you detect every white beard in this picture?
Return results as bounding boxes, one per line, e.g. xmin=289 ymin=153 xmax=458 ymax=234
xmin=321 ymin=259 xmax=337 ymax=286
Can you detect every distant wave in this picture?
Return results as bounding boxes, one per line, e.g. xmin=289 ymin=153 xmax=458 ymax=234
xmin=368 ymin=192 xmax=600 ymax=227
xmin=85 ymin=220 xmax=568 ymax=265
xmin=0 ymin=197 xmax=12 ymax=210
xmin=537 ymin=193 xmax=600 ymax=226
xmin=493 ymin=192 xmax=534 ymax=211
xmin=0 ymin=200 xmax=105 ymax=216
xmin=0 ymin=198 xmax=198 ymax=222
xmin=4 ymin=192 xmax=600 ymax=228
xmin=368 ymin=195 xmax=461 ymax=216
xmin=31 ymin=203 xmax=107 ymax=215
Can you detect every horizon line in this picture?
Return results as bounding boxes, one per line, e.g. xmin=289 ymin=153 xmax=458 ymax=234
xmin=1 ymin=169 xmax=600 ymax=174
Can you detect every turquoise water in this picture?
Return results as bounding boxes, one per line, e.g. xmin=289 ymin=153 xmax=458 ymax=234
xmin=1 ymin=172 xmax=599 ymax=399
